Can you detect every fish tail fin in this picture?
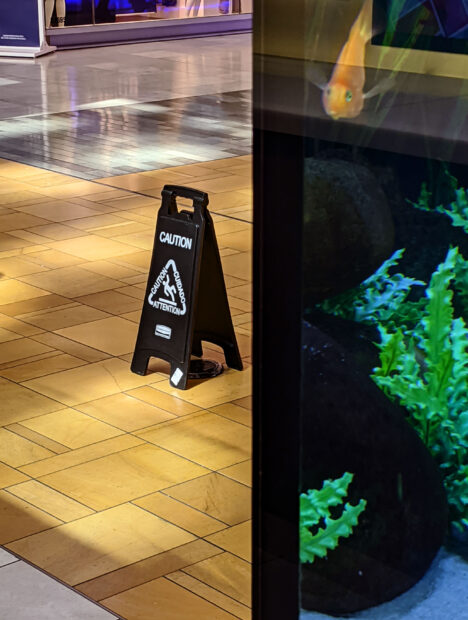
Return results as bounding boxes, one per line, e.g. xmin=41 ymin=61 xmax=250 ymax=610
xmin=353 ymin=0 xmax=374 ymax=44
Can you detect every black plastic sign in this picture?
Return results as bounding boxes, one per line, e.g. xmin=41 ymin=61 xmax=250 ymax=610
xmin=131 ymin=185 xmax=243 ymax=390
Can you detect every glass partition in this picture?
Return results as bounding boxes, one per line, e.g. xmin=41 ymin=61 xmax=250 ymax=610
xmin=45 ymin=0 xmax=250 ymax=28
xmin=254 ymin=0 xmax=468 ymax=618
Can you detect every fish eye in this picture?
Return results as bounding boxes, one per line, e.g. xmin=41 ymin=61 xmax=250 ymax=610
xmin=326 ymin=87 xmax=331 ymax=96
xmin=345 ymin=90 xmax=353 ymax=102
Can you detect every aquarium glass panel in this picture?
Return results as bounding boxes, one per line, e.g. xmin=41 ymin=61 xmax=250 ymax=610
xmin=253 ymin=0 xmax=468 ymax=617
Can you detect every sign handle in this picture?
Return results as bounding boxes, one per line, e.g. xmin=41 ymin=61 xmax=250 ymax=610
xmin=160 ymin=185 xmax=208 ymax=220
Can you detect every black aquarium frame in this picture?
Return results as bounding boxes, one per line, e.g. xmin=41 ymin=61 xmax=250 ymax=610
xmin=252 ymin=2 xmax=307 ymax=614
xmin=252 ymin=126 xmax=304 ymax=619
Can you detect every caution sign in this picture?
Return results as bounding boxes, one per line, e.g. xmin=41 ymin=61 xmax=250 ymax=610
xmin=148 ymin=259 xmax=187 ymax=316
xmin=131 ymin=185 xmax=243 ymax=390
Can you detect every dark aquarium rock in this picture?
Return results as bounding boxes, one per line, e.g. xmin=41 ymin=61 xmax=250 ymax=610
xmin=389 ymin=183 xmax=468 ymax=284
xmin=303 ymin=159 xmax=394 ymax=303
xmin=368 ymin=158 xmax=468 ymax=287
xmin=305 ymin=310 xmax=380 ymax=377
xmin=301 ymin=322 xmax=448 ymax=617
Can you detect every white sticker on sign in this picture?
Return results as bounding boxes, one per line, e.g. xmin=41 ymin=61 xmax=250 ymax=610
xmin=171 ymin=368 xmax=183 ymax=386
xmin=155 ymin=324 xmax=172 ymax=340
xmin=148 ymin=259 xmax=187 ymax=316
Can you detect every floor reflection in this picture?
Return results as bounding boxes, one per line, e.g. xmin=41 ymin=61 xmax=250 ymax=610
xmin=0 ymin=34 xmax=252 ymax=179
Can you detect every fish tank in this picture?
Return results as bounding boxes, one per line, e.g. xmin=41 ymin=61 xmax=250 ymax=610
xmin=253 ymin=0 xmax=468 ymax=618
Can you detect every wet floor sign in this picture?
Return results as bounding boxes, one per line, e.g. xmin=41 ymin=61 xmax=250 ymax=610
xmin=131 ymin=185 xmax=243 ymax=390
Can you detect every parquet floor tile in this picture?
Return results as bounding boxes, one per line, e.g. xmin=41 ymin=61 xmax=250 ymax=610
xmin=164 ymin=473 xmax=251 ymax=525
xmin=16 ymin=201 xmax=101 ymax=222
xmin=209 ymin=403 xmax=252 ymax=427
xmin=126 ymin=385 xmax=201 ymax=416
xmin=75 ymin=290 xmax=142 ymax=314
xmin=102 ymin=576 xmax=238 ymax=619
xmin=78 ymin=260 xmax=141 ymax=281
xmin=0 ymin=294 xmax=71 ymax=317
xmin=19 ymin=409 xmax=123 ymax=449
xmin=22 ymin=357 xmax=163 ymax=406
xmin=167 ymin=571 xmax=251 ymax=619
xmin=39 ymin=444 xmax=209 ymax=511
xmin=18 ymin=304 xmax=111 ymax=331
xmin=55 ymin=316 xmax=138 ymax=356
xmin=218 ymin=230 xmax=253 ymax=253
xmin=76 ymin=392 xmax=175 ymax=431
xmin=30 ymin=332 xmax=111 ymax=362
xmin=133 ymin=492 xmax=227 ymax=537
xmin=19 ymin=435 xmax=144 ymax=478
xmin=0 ymin=428 xmax=55 ymax=467
xmin=0 ymin=463 xmax=30 ymax=488
xmin=219 ymin=460 xmax=252 ymax=487
xmin=18 ymin=266 xmax=122 ymax=298
xmin=182 ymin=552 xmax=251 ymax=608
xmin=76 ymin=539 xmax=222 ymax=601
xmin=0 ymin=256 xmax=49 ymax=278
xmin=0 ymin=377 xmax=64 ymax=425
xmin=47 ymin=235 xmax=138 ymax=261
xmin=0 ymin=327 xmax=21 ymax=343
xmin=7 ymin=480 xmax=95 ymax=522
xmin=0 ymin=213 xmax=49 ymax=232
xmin=221 ymin=251 xmax=252 ymax=281
xmin=0 ymin=338 xmax=52 ymax=365
xmin=138 ymin=411 xmax=251 ymax=470
xmin=0 ymin=155 xmax=253 ymax=618
xmin=7 ymin=504 xmax=196 ymax=585
xmin=0 ymin=280 xmax=50 ymax=305
xmin=205 ymin=520 xmax=252 ymax=562
xmin=0 ymin=490 xmax=61 ymax=543
xmin=153 ymin=366 xmax=252 ymax=409
xmin=6 ymin=423 xmax=70 ymax=454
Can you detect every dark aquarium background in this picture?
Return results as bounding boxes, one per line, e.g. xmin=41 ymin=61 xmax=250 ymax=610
xmin=373 ymin=0 xmax=468 ymax=54
xmin=253 ymin=0 xmax=468 ymax=618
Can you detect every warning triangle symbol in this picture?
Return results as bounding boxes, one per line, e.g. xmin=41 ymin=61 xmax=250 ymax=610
xmin=147 ymin=259 xmax=187 ymax=316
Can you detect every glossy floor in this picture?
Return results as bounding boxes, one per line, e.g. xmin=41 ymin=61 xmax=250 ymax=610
xmin=0 ymin=34 xmax=251 ymax=179
xmin=0 ymin=155 xmax=252 ymax=619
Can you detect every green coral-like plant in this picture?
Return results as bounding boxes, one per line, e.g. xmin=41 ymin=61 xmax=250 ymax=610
xmin=372 ymin=248 xmax=468 ymax=531
xmin=410 ymin=174 xmax=468 ymax=235
xmin=454 ymin=251 xmax=468 ymax=315
xmin=300 ymin=472 xmax=367 ymax=563
xmin=316 ymin=169 xmax=468 ymax=532
xmin=320 ymin=249 xmax=425 ymax=331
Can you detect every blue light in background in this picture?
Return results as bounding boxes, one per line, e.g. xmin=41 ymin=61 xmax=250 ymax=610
xmin=66 ymin=0 xmax=135 ymax=11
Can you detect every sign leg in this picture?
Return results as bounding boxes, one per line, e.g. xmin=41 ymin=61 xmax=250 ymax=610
xmin=222 ymin=341 xmax=244 ymax=371
xmin=131 ymin=350 xmax=149 ymax=376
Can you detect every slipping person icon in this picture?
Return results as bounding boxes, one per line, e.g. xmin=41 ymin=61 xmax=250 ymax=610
xmin=163 ymin=275 xmax=177 ymax=304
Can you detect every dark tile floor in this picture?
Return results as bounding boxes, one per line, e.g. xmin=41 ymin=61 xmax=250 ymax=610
xmin=0 ymin=90 xmax=251 ymax=180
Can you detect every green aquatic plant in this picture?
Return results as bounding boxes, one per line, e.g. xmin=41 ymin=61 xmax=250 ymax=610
xmin=410 ymin=174 xmax=468 ymax=235
xmin=454 ymin=252 xmax=468 ymax=315
xmin=318 ymin=243 xmax=468 ymax=530
xmin=410 ymin=180 xmax=432 ymax=212
xmin=300 ymin=472 xmax=366 ymax=563
xmin=320 ymin=249 xmax=425 ymax=331
xmin=372 ymin=248 xmax=468 ymax=530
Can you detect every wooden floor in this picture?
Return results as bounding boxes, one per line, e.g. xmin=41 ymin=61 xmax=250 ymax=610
xmin=0 ymin=155 xmax=252 ymax=619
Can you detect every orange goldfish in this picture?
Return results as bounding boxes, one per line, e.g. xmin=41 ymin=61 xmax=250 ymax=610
xmin=320 ymin=0 xmax=390 ymax=120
